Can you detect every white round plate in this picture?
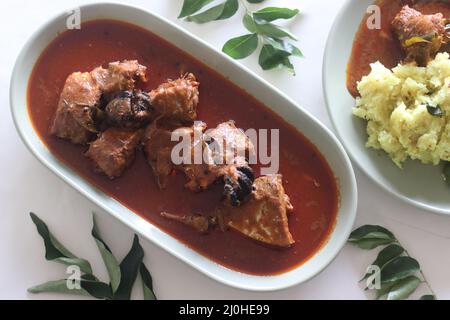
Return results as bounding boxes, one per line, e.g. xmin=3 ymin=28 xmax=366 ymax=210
xmin=323 ymin=0 xmax=450 ymax=215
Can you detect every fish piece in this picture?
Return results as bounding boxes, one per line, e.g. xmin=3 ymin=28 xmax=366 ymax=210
xmin=202 ymin=120 xmax=255 ymax=205
xmin=51 ymin=60 xmax=147 ymax=144
xmin=50 ymin=72 xmax=101 ymax=144
xmin=161 ymin=175 xmax=295 ymax=247
xmin=149 ymin=73 xmax=199 ymax=122
xmin=392 ymin=5 xmax=448 ymax=66
xmin=91 ymin=60 xmax=147 ymax=94
xmin=85 ymin=128 xmax=142 ymax=179
xmin=143 ymin=120 xmax=255 ymax=206
xmin=142 ymin=120 xmax=206 ymax=188
xmin=225 ymin=174 xmax=294 ymax=247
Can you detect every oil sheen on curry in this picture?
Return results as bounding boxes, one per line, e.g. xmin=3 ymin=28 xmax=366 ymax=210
xmin=347 ymin=0 xmax=450 ymax=97
xmin=27 ymin=20 xmax=338 ymax=275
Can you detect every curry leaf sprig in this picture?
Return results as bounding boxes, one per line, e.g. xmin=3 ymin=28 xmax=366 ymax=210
xmin=28 ymin=212 xmax=156 ymax=300
xmin=348 ymin=225 xmax=436 ymax=300
xmin=178 ymin=0 xmax=302 ymax=74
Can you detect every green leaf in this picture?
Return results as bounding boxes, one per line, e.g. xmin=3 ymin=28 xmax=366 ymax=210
xmin=350 ymin=238 xmax=396 ymax=249
xmin=349 ymin=225 xmax=396 ymax=241
xmin=243 ymin=14 xmax=257 ymax=33
xmin=426 ymin=104 xmax=443 ymax=117
xmin=263 ymin=37 xmax=302 ymax=57
xmin=186 ymin=4 xmax=224 ymax=23
xmin=91 ymin=215 xmax=121 ymax=293
xmin=259 ymin=44 xmax=291 ymax=70
xmin=380 ymin=256 xmax=420 ymax=283
xmin=376 ymin=281 xmax=396 ymax=299
xmin=361 ymin=244 xmax=405 ymax=281
xmin=377 ymin=277 xmax=421 ymax=300
xmin=28 ymin=279 xmax=90 ymax=296
xmin=80 ymin=274 xmax=113 ymax=299
xmin=348 ymin=225 xmax=397 ymax=249
xmin=222 ymin=34 xmax=258 ymax=59
xmin=30 ymin=212 xmax=93 ymax=274
xmin=386 ymin=276 xmax=421 ymax=300
xmin=140 ymin=263 xmax=157 ymax=300
xmin=253 ymin=7 xmax=299 ymax=22
xmin=254 ymin=22 xmax=297 ymax=40
xmin=178 ymin=0 xmax=215 ymax=18
xmin=187 ymin=0 xmax=238 ymax=23
xmin=114 ymin=235 xmax=144 ymax=300
xmin=420 ymin=294 xmax=436 ymax=300
xmin=376 ymin=282 xmax=395 ymax=299
xmin=28 ymin=276 xmax=112 ymax=299
xmin=281 ymin=57 xmax=295 ymax=75
xmin=217 ymin=0 xmax=239 ymax=20
xmin=246 ymin=0 xmax=265 ymax=3
xmin=372 ymin=244 xmax=405 ymax=268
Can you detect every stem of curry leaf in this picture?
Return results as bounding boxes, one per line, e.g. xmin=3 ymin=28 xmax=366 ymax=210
xmin=402 ymin=248 xmax=437 ymax=298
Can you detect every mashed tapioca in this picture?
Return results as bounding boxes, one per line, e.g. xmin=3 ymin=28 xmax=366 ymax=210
xmin=353 ymin=52 xmax=450 ymax=167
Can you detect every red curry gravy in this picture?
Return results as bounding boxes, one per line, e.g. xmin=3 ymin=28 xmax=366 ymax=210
xmin=27 ymin=20 xmax=338 ymax=275
xmin=347 ymin=0 xmax=450 ymax=97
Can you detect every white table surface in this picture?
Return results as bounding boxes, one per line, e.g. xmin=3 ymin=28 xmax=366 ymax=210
xmin=2 ymin=0 xmax=450 ymax=300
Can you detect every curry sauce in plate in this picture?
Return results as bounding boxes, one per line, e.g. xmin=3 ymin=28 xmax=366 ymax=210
xmin=347 ymin=0 xmax=450 ymax=98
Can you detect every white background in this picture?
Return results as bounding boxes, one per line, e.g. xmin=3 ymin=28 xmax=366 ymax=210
xmin=1 ymin=0 xmax=450 ymax=300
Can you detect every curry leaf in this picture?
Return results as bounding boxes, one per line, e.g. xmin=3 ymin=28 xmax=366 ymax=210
xmin=263 ymin=37 xmax=302 ymax=57
xmin=420 ymin=294 xmax=436 ymax=300
xmin=29 ymin=214 xmax=157 ymax=300
xmin=348 ymin=225 xmax=396 ymax=249
xmin=140 ymin=263 xmax=157 ymax=300
xmin=80 ymin=274 xmax=113 ymax=299
xmin=28 ymin=274 xmax=112 ymax=299
xmin=254 ymin=22 xmax=297 ymax=40
xmin=28 ymin=279 xmax=90 ymax=296
xmin=350 ymin=238 xmax=395 ymax=250
xmin=281 ymin=57 xmax=295 ymax=75
xmin=426 ymin=104 xmax=443 ymax=117
xmin=217 ymin=0 xmax=239 ymax=20
xmin=380 ymin=256 xmax=420 ymax=283
xmin=258 ymin=44 xmax=290 ymax=70
xmin=253 ymin=7 xmax=299 ymax=22
xmin=349 ymin=225 xmax=396 ymax=241
xmin=187 ymin=5 xmax=224 ymax=23
xmin=178 ymin=0 xmax=215 ymax=18
xmin=30 ymin=212 xmax=93 ymax=275
xmin=222 ymin=34 xmax=258 ymax=59
xmin=243 ymin=14 xmax=257 ymax=33
xmin=114 ymin=235 xmax=144 ymax=300
xmin=28 ymin=276 xmax=112 ymax=299
xmin=373 ymin=244 xmax=405 ymax=268
xmin=351 ymin=224 xmax=435 ymax=300
xmin=243 ymin=13 xmax=297 ymax=39
xmin=91 ymin=215 xmax=121 ymax=293
xmin=375 ymin=281 xmax=397 ymax=299
xmin=386 ymin=276 xmax=421 ymax=300
xmin=187 ymin=0 xmax=238 ymax=23
xmin=258 ymin=43 xmax=296 ymax=74
xmin=360 ymin=244 xmax=405 ymax=281
xmin=177 ymin=0 xmax=301 ymax=74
